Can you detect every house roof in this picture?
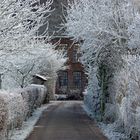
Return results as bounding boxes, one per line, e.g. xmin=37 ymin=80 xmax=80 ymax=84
xmin=33 ymin=74 xmax=50 ymax=81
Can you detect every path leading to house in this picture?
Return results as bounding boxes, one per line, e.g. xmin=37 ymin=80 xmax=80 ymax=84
xmin=26 ymin=101 xmax=107 ymax=140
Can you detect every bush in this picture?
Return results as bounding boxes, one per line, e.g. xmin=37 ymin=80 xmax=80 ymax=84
xmin=106 ymin=55 xmax=140 ymax=139
xmin=0 ymin=84 xmax=47 ymax=139
xmin=0 ymin=93 xmax=8 ymax=140
xmin=0 ymin=91 xmax=26 ymax=139
xmin=19 ymin=84 xmax=47 ymax=118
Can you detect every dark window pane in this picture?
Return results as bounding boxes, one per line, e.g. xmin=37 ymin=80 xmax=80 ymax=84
xmin=72 ymin=49 xmax=78 ymax=63
xmin=59 ymin=71 xmax=68 ymax=87
xmin=72 ymin=45 xmax=80 ymax=63
xmin=58 ymin=44 xmax=68 ymax=58
xmin=73 ymin=72 xmax=81 ymax=88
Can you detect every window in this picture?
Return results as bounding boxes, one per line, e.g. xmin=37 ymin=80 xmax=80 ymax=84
xmin=72 ymin=44 xmax=80 ymax=63
xmin=72 ymin=49 xmax=78 ymax=63
xmin=73 ymin=72 xmax=82 ymax=88
xmin=58 ymin=44 xmax=68 ymax=58
xmin=59 ymin=71 xmax=68 ymax=87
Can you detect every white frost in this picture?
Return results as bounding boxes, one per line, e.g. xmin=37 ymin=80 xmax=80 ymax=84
xmin=9 ymin=101 xmax=60 ymax=140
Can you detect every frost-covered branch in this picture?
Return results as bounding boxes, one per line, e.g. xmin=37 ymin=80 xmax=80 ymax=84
xmin=64 ymin=0 xmax=140 ymax=138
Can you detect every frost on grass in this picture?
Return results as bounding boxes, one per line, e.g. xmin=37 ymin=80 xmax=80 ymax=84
xmin=83 ymin=104 xmax=128 ymax=140
xmin=9 ymin=107 xmax=44 ymax=140
xmin=99 ymin=123 xmax=128 ymax=140
xmin=9 ymin=101 xmax=60 ymax=140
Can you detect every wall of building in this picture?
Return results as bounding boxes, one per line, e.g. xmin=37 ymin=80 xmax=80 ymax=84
xmin=53 ymin=38 xmax=87 ymax=99
xmin=39 ymin=1 xmax=87 ymax=99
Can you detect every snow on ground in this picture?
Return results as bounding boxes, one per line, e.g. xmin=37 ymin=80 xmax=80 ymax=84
xmin=9 ymin=101 xmax=60 ymax=140
xmin=54 ymin=94 xmax=67 ymax=100
xmin=98 ymin=123 xmax=128 ymax=140
xmin=82 ymin=104 xmax=128 ymax=140
xmin=63 ymin=101 xmax=83 ymax=108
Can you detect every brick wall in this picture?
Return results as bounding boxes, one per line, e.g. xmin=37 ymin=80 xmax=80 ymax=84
xmin=52 ymin=37 xmax=87 ymax=99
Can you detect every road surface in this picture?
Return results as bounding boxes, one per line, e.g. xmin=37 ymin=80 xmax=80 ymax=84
xmin=26 ymin=101 xmax=107 ymax=140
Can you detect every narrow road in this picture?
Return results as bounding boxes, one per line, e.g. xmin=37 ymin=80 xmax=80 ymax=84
xmin=26 ymin=101 xmax=107 ymax=140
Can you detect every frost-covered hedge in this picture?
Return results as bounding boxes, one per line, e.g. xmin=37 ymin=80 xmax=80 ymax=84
xmin=0 ymin=91 xmax=26 ymax=139
xmin=111 ymin=56 xmax=140 ymax=139
xmin=20 ymin=84 xmax=47 ymax=117
xmin=84 ymin=55 xmax=140 ymax=139
xmin=84 ymin=67 xmax=101 ymax=119
xmin=0 ymin=84 xmax=47 ymax=140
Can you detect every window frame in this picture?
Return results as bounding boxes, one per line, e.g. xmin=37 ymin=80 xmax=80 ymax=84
xmin=73 ymin=71 xmax=82 ymax=88
xmin=72 ymin=44 xmax=80 ymax=63
xmin=58 ymin=44 xmax=68 ymax=58
xmin=59 ymin=71 xmax=68 ymax=88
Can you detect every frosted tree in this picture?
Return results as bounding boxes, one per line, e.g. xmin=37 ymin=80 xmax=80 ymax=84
xmin=0 ymin=0 xmax=52 ymax=50
xmin=110 ymin=55 xmax=140 ymax=138
xmin=0 ymin=40 xmax=66 ymax=89
xmin=0 ymin=0 xmax=53 ymax=62
xmin=64 ymin=0 xmax=140 ymax=138
xmin=64 ymin=0 xmax=134 ymax=115
xmin=0 ymin=0 xmax=66 ymax=89
xmin=0 ymin=1 xmax=66 ymax=139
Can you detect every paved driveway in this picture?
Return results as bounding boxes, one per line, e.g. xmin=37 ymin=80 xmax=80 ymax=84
xmin=26 ymin=101 xmax=107 ymax=140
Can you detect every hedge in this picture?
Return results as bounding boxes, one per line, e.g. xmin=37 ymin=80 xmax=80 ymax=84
xmin=0 ymin=84 xmax=47 ymax=139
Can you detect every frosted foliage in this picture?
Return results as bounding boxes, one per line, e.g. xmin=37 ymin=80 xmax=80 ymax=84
xmin=0 ymin=96 xmax=8 ymax=140
xmin=128 ymin=14 xmax=140 ymax=50
xmin=0 ymin=85 xmax=47 ymax=139
xmin=0 ymin=0 xmax=66 ymax=89
xmin=65 ymin=0 xmax=136 ymax=119
xmin=65 ymin=0 xmax=140 ymax=70
xmin=65 ymin=0 xmax=137 ymax=97
xmin=19 ymin=84 xmax=47 ymax=117
xmin=84 ymin=67 xmax=101 ymax=116
xmin=108 ymin=56 xmax=140 ymax=138
xmin=136 ymin=107 xmax=140 ymax=135
xmin=0 ymin=42 xmax=66 ymax=89
xmin=66 ymin=0 xmax=135 ymax=50
xmin=64 ymin=0 xmax=140 ymax=138
xmin=0 ymin=91 xmax=26 ymax=140
xmin=0 ymin=0 xmax=52 ymax=51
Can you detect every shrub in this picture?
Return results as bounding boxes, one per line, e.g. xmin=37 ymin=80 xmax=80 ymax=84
xmin=0 ymin=84 xmax=47 ymax=139
xmin=19 ymin=84 xmax=47 ymax=118
xmin=0 ymin=91 xmax=26 ymax=139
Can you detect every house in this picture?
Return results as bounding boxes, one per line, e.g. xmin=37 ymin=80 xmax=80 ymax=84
xmin=40 ymin=0 xmax=87 ymax=99
xmin=51 ymin=37 xmax=87 ymax=99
